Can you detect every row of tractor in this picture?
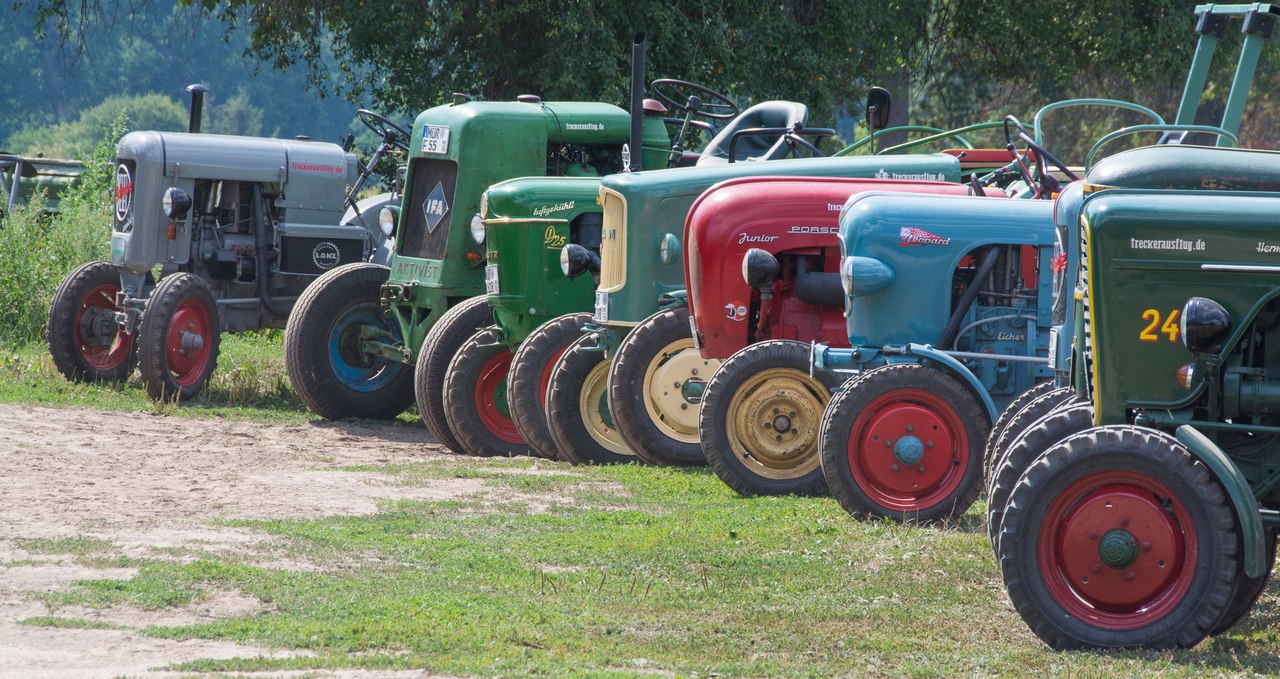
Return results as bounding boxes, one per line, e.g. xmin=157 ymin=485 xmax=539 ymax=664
xmin=45 ymin=2 xmax=1280 ymax=653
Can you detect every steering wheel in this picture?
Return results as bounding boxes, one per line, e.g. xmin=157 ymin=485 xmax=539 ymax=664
xmin=650 ymin=79 xmax=740 ymax=120
xmin=1002 ymin=115 xmax=1080 ymax=197
xmin=357 ymin=109 xmax=411 ymax=152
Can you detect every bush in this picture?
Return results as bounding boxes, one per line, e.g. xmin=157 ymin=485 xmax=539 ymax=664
xmin=0 ymin=116 xmax=122 ymax=346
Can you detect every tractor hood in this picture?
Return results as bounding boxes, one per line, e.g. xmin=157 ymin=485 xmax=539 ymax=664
xmin=1086 ymin=144 xmax=1280 ymax=194
xmin=483 ymin=175 xmax=605 ymax=221
xmin=839 ymin=191 xmax=1055 ymax=346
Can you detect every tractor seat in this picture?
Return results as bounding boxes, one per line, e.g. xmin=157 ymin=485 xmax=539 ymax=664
xmin=696 ymin=101 xmax=808 ymax=166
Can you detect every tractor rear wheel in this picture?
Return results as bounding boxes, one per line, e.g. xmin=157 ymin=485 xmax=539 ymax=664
xmin=415 ymin=295 xmax=491 ymax=454
xmin=998 ymin=425 xmax=1237 ymax=650
xmin=818 ymin=363 xmax=987 ymax=523
xmin=986 ymin=401 xmax=1094 ymax=556
xmin=138 ymin=273 xmax=220 ymax=402
xmin=608 ymin=307 xmax=717 ymax=466
xmin=547 ymin=335 xmax=637 ymax=465
xmin=507 ymin=313 xmax=592 ymax=460
xmin=285 ymin=263 xmax=413 ymax=420
xmin=983 ymin=381 xmax=1064 ymax=479
xmin=47 ymin=261 xmax=137 ymax=383
xmin=700 ymin=340 xmax=843 ymax=496
xmin=442 ymin=328 xmax=527 ymax=457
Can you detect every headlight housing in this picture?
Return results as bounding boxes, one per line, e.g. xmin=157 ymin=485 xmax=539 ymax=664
xmin=840 ymin=256 xmax=855 ymax=296
xmin=379 ymin=206 xmax=399 ymax=237
xmin=560 ymin=243 xmax=599 ymax=278
xmin=162 ymin=187 xmax=192 ymax=219
xmin=470 ymin=213 xmax=486 ymax=244
xmin=1180 ymin=296 xmax=1231 ymax=354
xmin=659 ymin=233 xmax=680 ymax=265
xmin=741 ymin=248 xmax=780 ymax=289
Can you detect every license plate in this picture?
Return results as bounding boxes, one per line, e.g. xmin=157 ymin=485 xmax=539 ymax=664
xmin=484 ymin=264 xmax=500 ymax=295
xmin=689 ymin=314 xmax=700 ymax=349
xmin=422 ymin=125 xmax=450 ymax=154
xmin=1047 ymin=327 xmax=1058 ymax=368
xmin=593 ymin=290 xmax=610 ymax=323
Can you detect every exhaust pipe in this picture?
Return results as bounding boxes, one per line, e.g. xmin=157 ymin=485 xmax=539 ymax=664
xmin=629 ymin=33 xmax=645 ymax=172
xmin=186 ymin=83 xmax=209 ymax=134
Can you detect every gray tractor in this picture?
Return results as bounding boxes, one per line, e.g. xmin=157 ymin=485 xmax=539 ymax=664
xmin=48 ymin=84 xmax=407 ymax=401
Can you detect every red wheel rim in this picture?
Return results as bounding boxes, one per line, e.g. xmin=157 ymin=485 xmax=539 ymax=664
xmin=165 ymin=297 xmax=214 ymax=387
xmin=538 ymin=345 xmax=570 ymax=403
xmin=1038 ymin=471 xmax=1195 ymax=629
xmin=76 ymin=283 xmax=133 ymax=371
xmin=846 ymin=388 xmax=970 ymax=512
xmin=475 ymin=350 xmax=523 ymax=444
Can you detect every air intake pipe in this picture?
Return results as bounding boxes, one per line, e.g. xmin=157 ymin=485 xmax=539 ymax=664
xmin=186 ymin=83 xmax=210 ymax=134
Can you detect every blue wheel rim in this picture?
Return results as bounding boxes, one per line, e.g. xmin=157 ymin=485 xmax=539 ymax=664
xmin=327 ymin=302 xmax=403 ymax=392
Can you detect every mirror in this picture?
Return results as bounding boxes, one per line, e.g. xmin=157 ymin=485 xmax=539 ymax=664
xmin=865 ymin=87 xmax=891 ymax=131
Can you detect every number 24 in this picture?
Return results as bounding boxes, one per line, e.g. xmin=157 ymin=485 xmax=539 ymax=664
xmin=1140 ymin=309 xmax=1180 ymax=342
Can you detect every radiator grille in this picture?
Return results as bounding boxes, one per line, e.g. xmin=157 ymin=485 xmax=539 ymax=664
xmin=598 ymin=187 xmax=627 ymax=292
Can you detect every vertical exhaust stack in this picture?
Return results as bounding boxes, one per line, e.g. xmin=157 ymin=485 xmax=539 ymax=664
xmin=629 ymin=33 xmax=645 ymax=172
xmin=186 ymin=84 xmax=210 ymax=134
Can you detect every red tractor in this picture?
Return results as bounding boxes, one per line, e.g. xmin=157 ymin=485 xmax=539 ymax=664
xmin=686 ymin=174 xmax=1005 ymax=495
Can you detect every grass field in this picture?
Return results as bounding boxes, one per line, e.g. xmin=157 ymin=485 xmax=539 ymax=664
xmin=4 ymin=337 xmax=1280 ymax=677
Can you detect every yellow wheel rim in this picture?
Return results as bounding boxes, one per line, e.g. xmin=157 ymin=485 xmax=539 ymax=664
xmin=641 ymin=338 xmax=719 ymax=443
xmin=725 ymin=367 xmax=829 ymax=480
xmin=580 ymin=359 xmax=631 ymax=455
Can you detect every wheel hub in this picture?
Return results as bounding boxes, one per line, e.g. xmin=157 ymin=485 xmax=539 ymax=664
xmin=78 ymin=307 xmax=116 ymax=347
xmin=893 ymin=435 xmax=925 ymax=466
xmin=1098 ymin=529 xmax=1139 ymax=570
xmin=645 ymin=342 xmax=717 ymax=437
xmin=179 ymin=328 xmax=205 ymax=355
xmin=728 ymin=369 xmax=827 ymax=475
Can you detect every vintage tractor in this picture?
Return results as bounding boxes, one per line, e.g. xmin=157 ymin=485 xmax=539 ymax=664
xmin=284 ymin=36 xmax=697 ymax=442
xmin=805 ymin=189 xmax=1060 ymax=522
xmin=47 ymin=85 xmax=405 ymax=401
xmin=542 ymin=151 xmax=963 ymax=465
xmin=988 ymin=143 xmax=1280 ymax=650
xmin=437 ymin=84 xmax=852 ymax=458
xmin=688 ymin=176 xmax=1008 ymax=495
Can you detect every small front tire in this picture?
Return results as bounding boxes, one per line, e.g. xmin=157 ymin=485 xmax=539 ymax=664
xmin=547 ymin=335 xmax=637 ymax=465
xmin=138 ymin=273 xmax=220 ymax=402
xmin=47 ymin=261 xmax=137 ymax=383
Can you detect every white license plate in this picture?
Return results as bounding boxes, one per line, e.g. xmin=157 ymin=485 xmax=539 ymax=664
xmin=422 ymin=125 xmax=450 ymax=154
xmin=484 ymin=264 xmax=500 ymax=295
xmin=1047 ymin=327 xmax=1058 ymax=368
xmin=593 ymin=290 xmax=610 ymax=323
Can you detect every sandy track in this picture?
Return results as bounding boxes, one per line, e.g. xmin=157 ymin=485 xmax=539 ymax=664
xmin=0 ymin=403 xmax=477 ymax=678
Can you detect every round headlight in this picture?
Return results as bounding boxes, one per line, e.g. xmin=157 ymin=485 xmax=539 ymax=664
xmin=470 ymin=213 xmax=486 ymax=244
xmin=479 ymin=192 xmax=489 ymax=219
xmin=659 ymin=233 xmax=680 ymax=265
xmin=561 ymin=243 xmax=598 ymax=279
xmin=840 ymin=256 xmax=855 ymax=296
xmin=379 ymin=206 xmax=398 ymax=237
xmin=741 ymin=248 xmax=780 ymax=289
xmin=1180 ymin=296 xmax=1232 ymax=354
xmin=162 ymin=187 xmax=192 ymax=219
xmin=560 ymin=246 xmax=572 ymax=277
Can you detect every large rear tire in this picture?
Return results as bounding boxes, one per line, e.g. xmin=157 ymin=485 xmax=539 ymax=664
xmin=138 ymin=273 xmax=220 ymax=402
xmin=442 ymin=327 xmax=528 ymax=456
xmin=284 ymin=263 xmax=414 ymax=420
xmin=700 ymin=340 xmax=843 ymax=496
xmin=818 ymin=363 xmax=987 ymax=523
xmin=47 ymin=261 xmax=137 ymax=383
xmin=998 ymin=425 xmax=1237 ymax=650
xmin=547 ymin=335 xmax=637 ymax=465
xmin=507 ymin=313 xmax=592 ymax=460
xmin=415 ymin=295 xmax=492 ymax=454
xmin=608 ymin=307 xmax=717 ymax=466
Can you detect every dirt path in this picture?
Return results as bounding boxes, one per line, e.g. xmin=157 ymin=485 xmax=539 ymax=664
xmin=0 ymin=403 xmax=483 ymax=678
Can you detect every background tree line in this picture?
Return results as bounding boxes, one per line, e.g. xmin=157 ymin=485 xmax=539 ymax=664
xmin=7 ymin=0 xmax=1280 ymax=161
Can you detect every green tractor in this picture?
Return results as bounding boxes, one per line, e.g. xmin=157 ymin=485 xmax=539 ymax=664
xmin=285 ymin=37 xmax=719 ymax=447
xmin=1 ymin=153 xmax=82 ymax=216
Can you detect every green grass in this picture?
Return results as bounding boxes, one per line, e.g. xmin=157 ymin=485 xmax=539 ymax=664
xmin=33 ymin=456 xmax=1280 ymax=677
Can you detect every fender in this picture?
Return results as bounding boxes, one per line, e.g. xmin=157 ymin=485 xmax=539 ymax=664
xmin=658 ymin=289 xmax=688 ymax=308
xmin=904 ymin=343 xmax=999 ymax=424
xmin=1175 ymin=425 xmax=1267 ymax=579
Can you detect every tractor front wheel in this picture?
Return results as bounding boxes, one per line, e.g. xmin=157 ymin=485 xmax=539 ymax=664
xmin=507 ymin=313 xmax=592 ymax=460
xmin=138 ymin=273 xmax=220 ymax=401
xmin=546 ymin=335 xmax=637 ymax=465
xmin=47 ymin=261 xmax=137 ymax=383
xmin=285 ymin=263 xmax=414 ymax=419
xmin=442 ymin=328 xmax=527 ymax=456
xmin=818 ymin=363 xmax=987 ymax=523
xmin=983 ymin=381 xmax=1065 ymax=479
xmin=700 ymin=340 xmax=843 ymax=496
xmin=415 ymin=295 xmax=492 ymax=454
xmin=998 ymin=425 xmax=1237 ymax=650
xmin=608 ymin=307 xmax=717 ymax=466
